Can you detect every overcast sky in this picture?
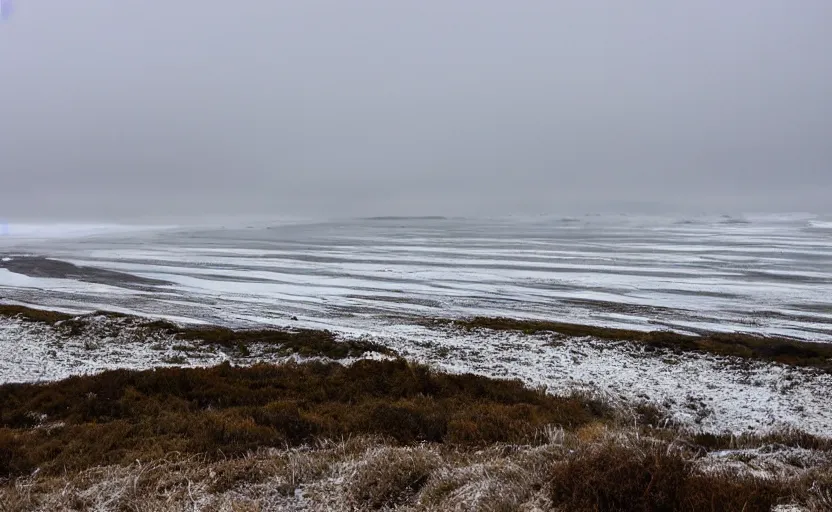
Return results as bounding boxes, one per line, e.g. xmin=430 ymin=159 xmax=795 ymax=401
xmin=0 ymin=1 xmax=830 ymax=220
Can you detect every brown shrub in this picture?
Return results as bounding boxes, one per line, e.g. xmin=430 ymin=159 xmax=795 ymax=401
xmin=547 ymin=439 xmax=796 ymax=512
xmin=0 ymin=305 xmax=73 ymax=324
xmin=446 ymin=402 xmax=588 ymax=444
xmin=175 ymin=326 xmax=396 ymax=358
xmin=0 ymin=360 xmax=611 ymax=478
xmin=691 ymin=428 xmax=832 ymax=452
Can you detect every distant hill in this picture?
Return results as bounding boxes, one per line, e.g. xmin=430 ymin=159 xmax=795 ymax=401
xmin=363 ymin=216 xmax=449 ymax=221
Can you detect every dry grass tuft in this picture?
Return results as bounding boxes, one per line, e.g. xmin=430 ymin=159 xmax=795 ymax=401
xmin=344 ymin=446 xmax=442 ymax=509
xmin=415 ymin=453 xmax=548 ymax=511
xmin=2 ymin=431 xmax=827 ymax=512
xmin=690 ymin=428 xmax=832 ymax=452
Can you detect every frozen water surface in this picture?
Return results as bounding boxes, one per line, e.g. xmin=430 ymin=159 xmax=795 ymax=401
xmin=1 ymin=214 xmax=829 ymax=340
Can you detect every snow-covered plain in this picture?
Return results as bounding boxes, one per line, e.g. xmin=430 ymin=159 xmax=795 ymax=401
xmin=1 ymin=215 xmax=831 ymax=340
xmin=1 ymin=215 xmax=831 ymax=435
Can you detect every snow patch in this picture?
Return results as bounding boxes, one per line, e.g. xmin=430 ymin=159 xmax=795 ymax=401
xmin=0 ymin=315 xmax=388 ymax=385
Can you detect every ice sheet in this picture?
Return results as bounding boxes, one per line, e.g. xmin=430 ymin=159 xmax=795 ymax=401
xmin=1 ymin=215 xmax=830 ymax=341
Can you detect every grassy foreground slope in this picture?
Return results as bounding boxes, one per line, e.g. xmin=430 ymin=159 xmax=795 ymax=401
xmin=0 ymin=306 xmax=831 ymax=510
xmin=0 ymin=360 xmax=830 ymax=511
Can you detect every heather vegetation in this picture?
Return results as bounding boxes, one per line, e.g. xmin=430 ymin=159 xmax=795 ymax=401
xmin=0 ymin=361 xmax=830 ymax=510
xmin=0 ymin=360 xmax=608 ymax=477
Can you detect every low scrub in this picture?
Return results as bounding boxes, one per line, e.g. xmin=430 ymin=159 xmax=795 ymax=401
xmin=548 ymin=439 xmax=796 ymax=511
xmin=0 ymin=305 xmax=73 ymax=324
xmin=173 ymin=325 xmax=395 ymax=359
xmin=0 ymin=360 xmax=608 ymax=477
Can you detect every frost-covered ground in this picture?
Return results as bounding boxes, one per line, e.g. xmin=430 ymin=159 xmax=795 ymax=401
xmin=365 ymin=324 xmax=832 ymax=436
xmin=0 ymin=314 xmax=389 ymax=384
xmin=2 ymin=313 xmax=830 ymax=437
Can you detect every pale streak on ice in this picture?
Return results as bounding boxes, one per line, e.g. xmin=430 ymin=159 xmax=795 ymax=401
xmin=0 ymin=269 xmax=141 ymax=296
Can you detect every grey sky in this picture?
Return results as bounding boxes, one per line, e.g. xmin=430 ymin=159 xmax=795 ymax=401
xmin=1 ymin=0 xmax=830 ymax=220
